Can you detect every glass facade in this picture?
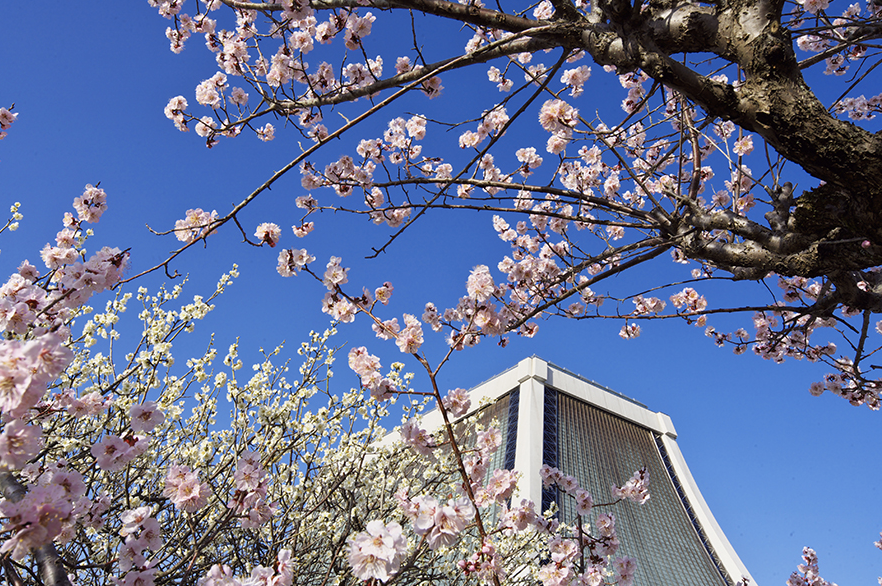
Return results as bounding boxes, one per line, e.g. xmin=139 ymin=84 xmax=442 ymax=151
xmin=552 ymin=390 xmax=733 ymax=586
xmin=423 ymin=358 xmax=750 ymax=585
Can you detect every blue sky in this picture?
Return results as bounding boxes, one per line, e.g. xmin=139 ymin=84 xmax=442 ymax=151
xmin=1 ymin=3 xmax=879 ymax=584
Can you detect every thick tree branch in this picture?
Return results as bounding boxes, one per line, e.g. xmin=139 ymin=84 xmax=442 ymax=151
xmin=0 ymin=472 xmax=72 ymax=586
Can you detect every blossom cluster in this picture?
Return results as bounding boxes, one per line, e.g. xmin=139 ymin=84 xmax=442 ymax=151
xmin=786 ymin=547 xmax=838 ymax=586
xmin=229 ymin=451 xmax=275 ymax=529
xmin=0 ymin=465 xmax=88 ymax=560
xmin=347 ymin=520 xmax=408 ymax=582
xmin=0 ymin=106 xmax=17 ymax=140
xmin=400 ymin=494 xmax=476 ymax=550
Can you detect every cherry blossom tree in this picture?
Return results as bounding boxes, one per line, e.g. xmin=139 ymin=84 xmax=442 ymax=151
xmin=3 ymin=0 xmax=882 ymax=582
xmin=138 ymin=0 xmax=882 ymax=408
xmin=0 ymin=164 xmax=654 ymax=586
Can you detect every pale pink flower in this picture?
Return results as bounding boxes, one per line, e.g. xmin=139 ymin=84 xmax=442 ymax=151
xmin=174 ymin=208 xmax=218 ymax=243
xmin=372 ymin=318 xmax=400 ymax=341
xmin=533 ymin=0 xmax=554 ymax=19
xmin=374 ymin=282 xmax=393 ymax=304
xmin=476 ymin=428 xmax=501 ymax=455
xmin=130 ymin=402 xmax=165 ymax=433
xmin=595 ymin=512 xmax=616 ymax=537
xmin=347 ymin=520 xmax=407 ymax=582
xmin=559 ymin=474 xmax=579 ymax=494
xmin=73 ymin=184 xmax=108 ymax=223
xmin=275 ymin=549 xmax=294 ymax=586
xmin=163 ymin=96 xmax=189 ymax=132
xmin=255 ymin=223 xmax=282 ymax=247
xmin=120 ymin=568 xmax=156 ymax=586
xmin=164 ymin=465 xmax=210 ymax=512
xmin=296 ymin=194 xmax=318 ymax=210
xmin=501 ymin=499 xmax=537 ymax=532
xmin=233 ymin=457 xmax=266 ymax=493
xmin=421 ymin=76 xmax=443 ymax=98
xmin=194 ymin=116 xmax=217 ymax=138
xmin=800 ymin=0 xmax=830 ymax=13
xmin=256 ymin=123 xmax=275 ymax=142
xmin=549 ymin=536 xmax=579 ymax=564
xmin=0 ymin=107 xmax=18 ymax=130
xmin=560 ymin=65 xmax=591 ymax=97
xmin=420 ymin=497 xmax=475 ymax=550
xmin=119 ymin=537 xmax=147 ymax=572
xmin=400 ymin=419 xmax=434 ymax=456
xmin=17 ymin=261 xmax=40 ymax=282
xmin=612 ymin=467 xmax=650 ymax=504
xmin=119 ymin=506 xmax=153 ymax=537
xmin=614 ymin=557 xmax=637 ymax=586
xmin=199 ymin=565 xmax=237 ymax=586
xmin=515 ymin=147 xmax=543 ymax=176
xmin=619 ymin=323 xmax=641 ymax=339
xmin=322 ymin=257 xmax=348 ymax=290
xmin=230 ymin=87 xmax=248 ymax=105
xmin=292 ymin=222 xmax=314 ymax=237
xmin=538 ymin=563 xmax=573 ymax=586
xmin=441 ymin=388 xmax=471 ymax=417
xmin=195 ymin=79 xmax=222 ymax=107
xmin=733 ymin=135 xmax=754 ymax=156
xmin=348 ymin=347 xmax=380 ymax=378
xmin=395 ymin=314 xmax=423 ymax=353
xmin=395 ymin=57 xmax=412 ymax=74
xmin=486 ymin=469 xmax=518 ymax=501
xmin=467 ymin=265 xmax=495 ymax=302
xmin=91 ymin=435 xmax=131 ymax=471
xmin=276 ymin=248 xmax=314 ymax=277
xmin=546 ymin=133 xmax=569 ymax=154
xmin=575 ymin=489 xmax=594 ymax=515
xmin=0 ymin=419 xmax=42 ymax=470
xmin=538 ymin=99 xmax=578 ymax=134
xmin=540 ymin=464 xmax=561 ymax=487
xmin=0 ymin=485 xmax=72 ymax=560
xmin=405 ymin=116 xmax=426 ymax=140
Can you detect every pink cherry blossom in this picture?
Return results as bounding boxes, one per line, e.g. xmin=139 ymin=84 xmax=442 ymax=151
xmin=322 ymin=256 xmax=349 ymax=290
xmin=619 ymin=323 xmax=640 ymax=339
xmin=91 ymin=435 xmax=132 ymax=471
xmin=395 ymin=314 xmax=423 ymax=353
xmin=347 ymin=520 xmax=407 ymax=582
xmin=255 ymin=222 xmax=282 ymax=247
xmin=0 ymin=107 xmax=18 ymax=130
xmin=73 ymin=184 xmax=108 ymax=223
xmin=441 ymin=387 xmax=471 ymax=417
xmin=130 ymin=401 xmax=165 ymax=433
xmin=400 ymin=418 xmax=434 ymax=456
xmin=256 ymin=123 xmax=275 ymax=142
xmin=163 ymin=464 xmax=210 ymax=512
xmin=612 ymin=467 xmax=650 ymax=504
xmin=467 ymin=265 xmax=495 ymax=302
xmin=614 ymin=557 xmax=637 ymax=586
xmin=174 ymin=208 xmax=218 ymax=243
xmin=0 ymin=419 xmax=42 ymax=470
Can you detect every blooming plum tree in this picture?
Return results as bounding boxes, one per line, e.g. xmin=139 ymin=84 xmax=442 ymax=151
xmin=0 ymin=170 xmax=654 ymax=586
xmin=2 ymin=0 xmax=882 ymax=582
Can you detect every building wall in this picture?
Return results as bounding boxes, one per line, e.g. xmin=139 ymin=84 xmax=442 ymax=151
xmin=415 ymin=356 xmax=755 ymax=586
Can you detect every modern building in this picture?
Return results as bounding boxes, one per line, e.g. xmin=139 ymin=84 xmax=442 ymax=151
xmin=418 ymin=356 xmax=755 ymax=586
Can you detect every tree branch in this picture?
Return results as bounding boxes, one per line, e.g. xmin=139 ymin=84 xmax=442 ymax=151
xmin=0 ymin=472 xmax=72 ymax=586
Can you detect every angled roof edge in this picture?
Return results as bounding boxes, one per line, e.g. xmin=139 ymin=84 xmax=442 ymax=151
xmin=428 ymin=357 xmax=676 ymax=438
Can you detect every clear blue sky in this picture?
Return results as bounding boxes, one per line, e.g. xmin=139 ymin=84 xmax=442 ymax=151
xmin=1 ymin=3 xmax=879 ymax=584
